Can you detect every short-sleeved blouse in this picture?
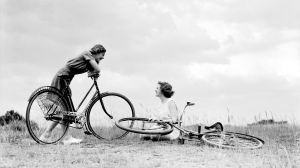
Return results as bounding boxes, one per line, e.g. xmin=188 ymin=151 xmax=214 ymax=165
xmin=56 ymin=51 xmax=96 ymax=77
xmin=156 ymin=98 xmax=179 ymax=121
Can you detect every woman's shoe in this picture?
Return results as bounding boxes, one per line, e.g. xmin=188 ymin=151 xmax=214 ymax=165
xmin=62 ymin=136 xmax=82 ymax=145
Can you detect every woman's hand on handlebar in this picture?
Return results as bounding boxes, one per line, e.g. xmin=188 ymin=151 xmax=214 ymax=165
xmin=88 ymin=71 xmax=100 ymax=79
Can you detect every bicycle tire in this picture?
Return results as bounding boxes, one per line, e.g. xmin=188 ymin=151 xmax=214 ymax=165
xmin=115 ymin=117 xmax=173 ymax=135
xmin=26 ymin=86 xmax=71 ymax=144
xmin=86 ymin=92 xmax=135 ymax=140
xmin=202 ymin=131 xmax=264 ymax=149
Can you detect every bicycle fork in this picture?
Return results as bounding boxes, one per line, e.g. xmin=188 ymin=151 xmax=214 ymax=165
xmin=93 ymin=78 xmax=113 ymax=119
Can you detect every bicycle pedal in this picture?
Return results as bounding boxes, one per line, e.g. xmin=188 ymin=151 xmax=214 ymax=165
xmin=83 ymin=123 xmax=92 ymax=135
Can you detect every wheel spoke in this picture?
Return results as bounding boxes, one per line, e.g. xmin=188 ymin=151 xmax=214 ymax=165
xmin=87 ymin=93 xmax=135 ymax=140
xmin=26 ymin=87 xmax=69 ymax=144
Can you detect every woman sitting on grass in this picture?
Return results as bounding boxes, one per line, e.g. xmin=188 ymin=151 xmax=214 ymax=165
xmin=142 ymin=81 xmax=180 ymax=141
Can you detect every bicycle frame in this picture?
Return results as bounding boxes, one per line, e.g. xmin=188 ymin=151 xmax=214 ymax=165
xmin=63 ymin=77 xmax=113 ymax=119
xmin=178 ymin=101 xmax=195 ymax=127
xmin=164 ymin=102 xmax=214 ymax=138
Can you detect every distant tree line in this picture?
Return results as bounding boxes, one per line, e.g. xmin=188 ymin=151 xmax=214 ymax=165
xmin=248 ymin=119 xmax=288 ymax=126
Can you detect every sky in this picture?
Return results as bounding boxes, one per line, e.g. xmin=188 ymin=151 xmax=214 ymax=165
xmin=1 ymin=0 xmax=300 ymax=125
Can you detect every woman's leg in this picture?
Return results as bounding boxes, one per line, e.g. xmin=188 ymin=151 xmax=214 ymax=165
xmin=39 ymin=122 xmax=59 ymax=140
xmin=54 ymin=76 xmax=82 ymax=144
xmin=151 ymin=127 xmax=180 ymax=141
xmin=41 ymin=75 xmax=71 ymax=140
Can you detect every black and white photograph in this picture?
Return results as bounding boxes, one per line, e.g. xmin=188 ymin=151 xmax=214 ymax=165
xmin=1 ymin=0 xmax=300 ymax=167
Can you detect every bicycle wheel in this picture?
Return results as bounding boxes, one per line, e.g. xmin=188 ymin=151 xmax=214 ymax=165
xmin=86 ymin=92 xmax=135 ymax=140
xmin=26 ymin=86 xmax=70 ymax=144
xmin=116 ymin=117 xmax=173 ymax=135
xmin=202 ymin=131 xmax=264 ymax=149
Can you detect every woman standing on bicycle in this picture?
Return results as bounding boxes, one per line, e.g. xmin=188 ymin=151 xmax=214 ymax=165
xmin=40 ymin=44 xmax=106 ymax=144
xmin=145 ymin=81 xmax=180 ymax=140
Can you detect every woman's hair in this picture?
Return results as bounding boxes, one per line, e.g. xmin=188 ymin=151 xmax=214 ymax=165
xmin=158 ymin=81 xmax=174 ymax=98
xmin=90 ymin=44 xmax=106 ymax=55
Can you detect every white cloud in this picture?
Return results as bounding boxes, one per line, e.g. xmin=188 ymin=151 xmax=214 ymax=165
xmin=186 ymin=41 xmax=300 ymax=84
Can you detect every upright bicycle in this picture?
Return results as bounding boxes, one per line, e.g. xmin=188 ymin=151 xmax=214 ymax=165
xmin=116 ymin=102 xmax=264 ymax=149
xmin=26 ymin=75 xmax=135 ymax=144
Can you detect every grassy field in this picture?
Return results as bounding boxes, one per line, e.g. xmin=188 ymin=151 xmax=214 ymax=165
xmin=0 ymin=121 xmax=300 ymax=168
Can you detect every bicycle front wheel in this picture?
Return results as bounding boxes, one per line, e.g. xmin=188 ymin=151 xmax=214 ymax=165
xmin=202 ymin=131 xmax=264 ymax=149
xmin=116 ymin=117 xmax=173 ymax=135
xmin=26 ymin=86 xmax=70 ymax=144
xmin=86 ymin=92 xmax=135 ymax=140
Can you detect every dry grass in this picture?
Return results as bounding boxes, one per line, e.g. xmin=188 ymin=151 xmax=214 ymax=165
xmin=224 ymin=124 xmax=300 ymax=168
xmin=0 ymin=121 xmax=29 ymax=143
xmin=0 ymin=122 xmax=300 ymax=168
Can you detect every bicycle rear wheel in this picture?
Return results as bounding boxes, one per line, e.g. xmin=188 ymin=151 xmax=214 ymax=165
xmin=202 ymin=131 xmax=264 ymax=149
xmin=116 ymin=117 xmax=173 ymax=135
xmin=26 ymin=86 xmax=70 ymax=144
xmin=86 ymin=92 xmax=135 ymax=140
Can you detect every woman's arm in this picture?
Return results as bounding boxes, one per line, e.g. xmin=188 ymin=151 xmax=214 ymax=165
xmin=87 ymin=59 xmax=101 ymax=78
xmin=88 ymin=59 xmax=100 ymax=73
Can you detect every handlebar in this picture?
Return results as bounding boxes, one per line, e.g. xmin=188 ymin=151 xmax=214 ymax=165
xmin=88 ymin=71 xmax=100 ymax=79
xmin=91 ymin=76 xmax=99 ymax=81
